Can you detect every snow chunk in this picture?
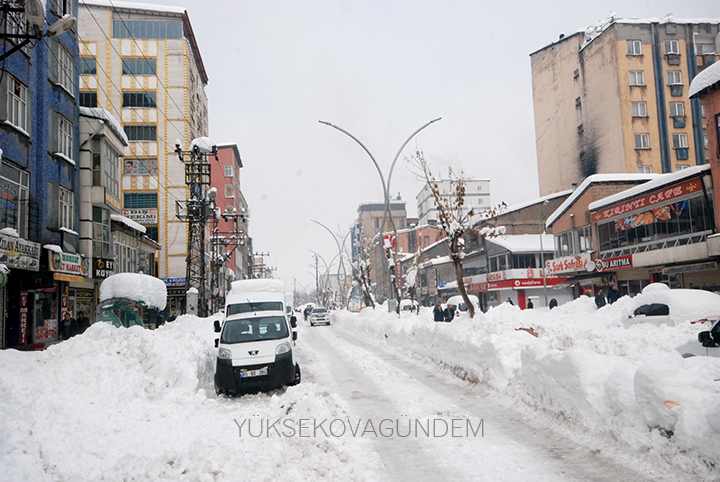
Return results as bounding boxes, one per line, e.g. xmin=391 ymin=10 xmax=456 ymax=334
xmin=43 ymin=244 xmax=63 ymax=254
xmin=110 ymin=214 xmax=147 ymax=234
xmin=0 ymin=227 xmax=18 ymax=237
xmin=80 ymin=106 xmax=129 ymax=146
xmin=190 ymin=137 xmax=216 ymax=155
xmin=689 ymin=59 xmax=720 ymax=98
xmin=99 ymin=273 xmax=167 ymax=310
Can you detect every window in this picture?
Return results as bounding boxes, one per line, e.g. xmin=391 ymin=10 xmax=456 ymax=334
xmin=672 ymin=133 xmax=688 ymax=149
xmin=224 ymin=165 xmax=234 ymax=177
xmin=49 ymin=0 xmax=71 ymax=15
xmin=122 ymin=91 xmax=156 ymax=108
xmin=637 ymin=166 xmax=652 ymax=174
xmin=92 ymin=206 xmax=111 ymax=258
xmin=225 ymin=184 xmax=236 ymax=198
xmin=121 ymin=58 xmax=157 ymax=76
xmin=123 ymin=158 xmax=158 ymax=176
xmin=701 ymin=104 xmax=706 ymax=118
xmin=629 ymin=71 xmax=645 ymax=86
xmin=669 ymin=102 xmax=684 ymax=117
xmin=664 ymin=40 xmax=679 ymax=54
xmin=112 ymin=16 xmax=183 ymax=39
xmin=696 ymin=43 xmax=715 ymax=55
xmin=0 ymin=161 xmax=29 ymax=237
xmin=124 ymin=192 xmax=158 ymax=209
xmin=6 ymin=77 xmax=28 ymax=132
xmin=124 ymin=125 xmax=156 ymax=141
xmin=113 ymin=230 xmax=138 ymax=274
xmin=634 ymin=134 xmax=650 ymax=149
xmin=513 ymin=254 xmax=537 ymax=270
xmin=59 ymin=185 xmax=74 ymax=230
xmin=627 ymin=40 xmax=642 ymax=55
xmin=573 ymin=69 xmax=579 ymax=80
xmin=56 ymin=44 xmax=75 ymax=95
xmin=704 ymin=129 xmax=708 ymax=150
xmin=631 ymin=102 xmax=647 ymax=117
xmin=675 ymin=165 xmax=689 ymax=171
xmin=55 ymin=113 xmax=73 ymax=159
xmin=80 ymin=58 xmax=96 ymax=75
xmin=667 ymin=71 xmax=682 ymax=85
xmin=79 ymin=91 xmax=97 ymax=108
xmin=103 ymin=141 xmax=121 ymax=200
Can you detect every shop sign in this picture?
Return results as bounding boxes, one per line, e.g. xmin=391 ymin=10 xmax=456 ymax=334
xmin=663 ymin=262 xmax=718 ymax=275
xmin=546 ymin=252 xmax=592 ymax=275
xmin=19 ymin=291 xmax=28 ymax=345
xmin=0 ymin=233 xmax=41 ymax=271
xmin=106 ymin=191 xmax=121 ymax=211
xmin=591 ymin=178 xmax=703 ymax=222
xmin=93 ymin=257 xmax=115 ymax=278
xmin=482 ymin=277 xmax=568 ymax=291
xmin=429 ymin=286 xmax=438 ymax=294
xmin=487 ymin=271 xmax=506 ymax=281
xmin=122 ymin=208 xmax=158 ymax=225
xmin=48 ymin=252 xmax=90 ymax=277
xmin=595 ymin=255 xmax=633 ymax=272
xmin=396 ymin=260 xmax=402 ymax=291
xmin=163 ymin=277 xmax=187 ymax=287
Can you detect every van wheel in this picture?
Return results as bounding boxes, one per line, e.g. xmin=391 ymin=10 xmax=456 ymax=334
xmin=290 ymin=364 xmax=301 ymax=386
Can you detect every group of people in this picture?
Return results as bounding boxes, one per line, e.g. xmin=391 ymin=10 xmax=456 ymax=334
xmin=432 ymin=304 xmax=456 ymax=322
xmin=61 ymin=311 xmax=91 ymax=340
xmin=595 ymin=286 xmax=620 ymax=308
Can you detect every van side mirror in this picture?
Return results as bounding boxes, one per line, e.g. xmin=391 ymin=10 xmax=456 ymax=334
xmin=290 ymin=315 xmax=297 ymax=328
xmin=214 ymin=338 xmax=219 ymax=348
xmin=214 ymin=320 xmax=221 ymax=333
xmin=293 ymin=331 xmax=297 ymax=341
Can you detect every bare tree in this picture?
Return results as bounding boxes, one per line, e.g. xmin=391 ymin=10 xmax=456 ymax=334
xmin=351 ymin=231 xmax=375 ymax=309
xmin=409 ymin=151 xmax=505 ymax=318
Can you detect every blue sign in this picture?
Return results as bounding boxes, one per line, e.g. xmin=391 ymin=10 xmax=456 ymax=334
xmin=439 ymin=280 xmax=447 ymax=288
xmin=162 ymin=277 xmax=186 ymax=287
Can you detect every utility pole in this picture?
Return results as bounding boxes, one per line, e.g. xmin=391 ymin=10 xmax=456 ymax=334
xmin=209 ymin=211 xmax=247 ymax=313
xmin=175 ymin=138 xmax=218 ymax=317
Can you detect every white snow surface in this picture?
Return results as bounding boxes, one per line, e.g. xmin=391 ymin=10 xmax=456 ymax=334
xmin=110 ymin=214 xmax=147 ymax=234
xmin=333 ymin=296 xmax=720 ymax=479
xmin=79 ymin=106 xmax=129 ymax=146
xmin=0 ymin=227 xmax=18 ymax=237
xmin=689 ymin=56 xmax=720 ymax=98
xmin=487 ymin=234 xmax=555 ymax=253
xmin=43 ymin=244 xmax=62 ymax=254
xmin=99 ymin=273 xmax=167 ymax=310
xmin=230 ymin=279 xmax=285 ymax=294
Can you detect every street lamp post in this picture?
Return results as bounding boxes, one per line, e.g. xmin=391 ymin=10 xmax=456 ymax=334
xmin=539 ymin=200 xmax=550 ymax=307
xmin=318 ymin=118 xmax=441 ymax=310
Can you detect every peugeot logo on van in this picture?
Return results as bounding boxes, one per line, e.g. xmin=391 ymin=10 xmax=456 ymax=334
xmin=249 ymin=350 xmax=259 ymax=356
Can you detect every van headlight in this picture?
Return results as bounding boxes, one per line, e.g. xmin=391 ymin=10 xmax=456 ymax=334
xmin=275 ymin=342 xmax=291 ymax=355
xmin=218 ymin=347 xmax=232 ymax=359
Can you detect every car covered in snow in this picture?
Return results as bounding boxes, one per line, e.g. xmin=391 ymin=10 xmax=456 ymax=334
xmin=621 ymin=283 xmax=720 ymax=328
xmin=399 ymin=299 xmax=419 ymax=312
xmin=446 ymin=294 xmax=480 ymax=318
xmin=676 ymin=318 xmax=720 ymax=358
xmin=309 ymin=307 xmax=330 ymax=326
xmin=214 ymin=279 xmax=300 ymax=395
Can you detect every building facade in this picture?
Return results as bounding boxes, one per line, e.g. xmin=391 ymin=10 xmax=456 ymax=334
xmin=417 ymin=178 xmax=491 ymax=226
xmin=531 ymin=16 xmax=720 ymax=195
xmin=78 ymin=1 xmax=209 ymax=313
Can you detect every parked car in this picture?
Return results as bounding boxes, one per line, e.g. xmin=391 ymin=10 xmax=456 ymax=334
xmin=676 ymin=317 xmax=720 ymax=358
xmin=622 ymin=283 xmax=720 ymax=328
xmin=446 ymin=294 xmax=480 ymax=318
xmin=399 ymin=299 xmax=418 ymax=312
xmin=309 ymin=307 xmax=330 ymax=326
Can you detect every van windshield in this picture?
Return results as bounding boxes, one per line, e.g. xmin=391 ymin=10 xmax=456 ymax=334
xmin=226 ymin=301 xmax=283 ymax=316
xmin=221 ymin=316 xmax=289 ymax=343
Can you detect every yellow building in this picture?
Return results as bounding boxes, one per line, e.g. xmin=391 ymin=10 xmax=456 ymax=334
xmin=531 ymin=15 xmax=719 ymax=195
xmin=78 ymin=1 xmax=210 ymax=315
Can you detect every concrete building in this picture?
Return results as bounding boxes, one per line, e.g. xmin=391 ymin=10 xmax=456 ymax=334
xmin=417 ymin=179 xmax=491 ymax=226
xmin=531 ymin=15 xmax=720 ymax=195
xmin=78 ymin=0 xmax=210 ymax=313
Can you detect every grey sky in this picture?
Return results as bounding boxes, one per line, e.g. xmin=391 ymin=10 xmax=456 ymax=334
xmin=134 ymin=0 xmax=718 ymax=293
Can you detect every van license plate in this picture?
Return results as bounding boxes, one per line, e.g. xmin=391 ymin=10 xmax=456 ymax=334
xmin=239 ymin=366 xmax=268 ymax=378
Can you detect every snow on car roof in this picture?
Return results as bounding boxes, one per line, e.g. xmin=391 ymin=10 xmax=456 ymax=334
xmin=230 ymin=279 xmax=285 ymax=294
xmin=99 ymin=273 xmax=167 ymax=310
xmin=622 ymin=287 xmax=720 ymax=323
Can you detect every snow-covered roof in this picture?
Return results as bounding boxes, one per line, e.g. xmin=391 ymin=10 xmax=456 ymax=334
xmin=546 ymin=173 xmax=658 ymax=228
xmin=420 ymin=255 xmax=451 ymax=268
xmin=59 ymin=227 xmax=79 ymax=236
xmin=689 ymin=60 xmax=720 ymax=98
xmin=497 ymin=190 xmax=573 ymax=218
xmin=110 ymin=214 xmax=146 ymax=234
xmin=80 ymin=107 xmax=129 ymax=146
xmin=99 ymin=273 xmax=167 ymax=310
xmin=486 ymin=234 xmax=554 ymax=253
xmin=588 ymin=164 xmax=711 ymax=212
xmin=43 ymin=244 xmax=62 ymax=254
xmin=0 ymin=227 xmax=18 ymax=237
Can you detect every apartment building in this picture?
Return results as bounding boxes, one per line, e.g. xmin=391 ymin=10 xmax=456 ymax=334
xmin=531 ymin=15 xmax=720 ymax=195
xmin=416 ymin=179 xmax=491 ymax=226
xmin=78 ymin=1 xmax=209 ymax=312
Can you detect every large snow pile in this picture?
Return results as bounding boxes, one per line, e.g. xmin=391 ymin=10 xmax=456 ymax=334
xmin=99 ymin=273 xmax=167 ymax=310
xmin=0 ymin=315 xmax=376 ymax=481
xmin=332 ymin=295 xmax=720 ymax=478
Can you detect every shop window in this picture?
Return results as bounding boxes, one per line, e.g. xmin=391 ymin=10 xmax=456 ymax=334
xmin=0 ymin=160 xmax=29 ymax=237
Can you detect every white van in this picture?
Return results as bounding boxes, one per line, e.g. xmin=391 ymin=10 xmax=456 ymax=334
xmin=214 ymin=279 xmax=300 ymax=395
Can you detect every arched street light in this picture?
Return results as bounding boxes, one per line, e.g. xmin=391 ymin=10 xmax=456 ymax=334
xmin=318 ymin=118 xmax=442 ymax=309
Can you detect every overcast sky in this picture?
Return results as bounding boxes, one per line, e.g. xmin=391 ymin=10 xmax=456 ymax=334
xmin=136 ymin=0 xmax=717 ymax=294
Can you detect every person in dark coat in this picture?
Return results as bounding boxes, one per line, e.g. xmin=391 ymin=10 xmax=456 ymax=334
xmin=594 ymin=289 xmax=607 ymax=308
xmin=549 ymin=298 xmax=558 ymax=310
xmin=433 ymin=304 xmax=444 ymax=322
xmin=76 ymin=311 xmax=90 ymax=334
xmin=62 ymin=312 xmax=78 ymax=339
xmin=526 ymin=299 xmax=534 ymax=309
xmin=607 ymin=286 xmax=620 ymax=304
xmin=506 ymin=297 xmax=514 ymax=305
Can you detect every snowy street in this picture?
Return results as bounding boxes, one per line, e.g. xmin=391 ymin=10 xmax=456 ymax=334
xmin=2 ymin=294 xmax=720 ymax=481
